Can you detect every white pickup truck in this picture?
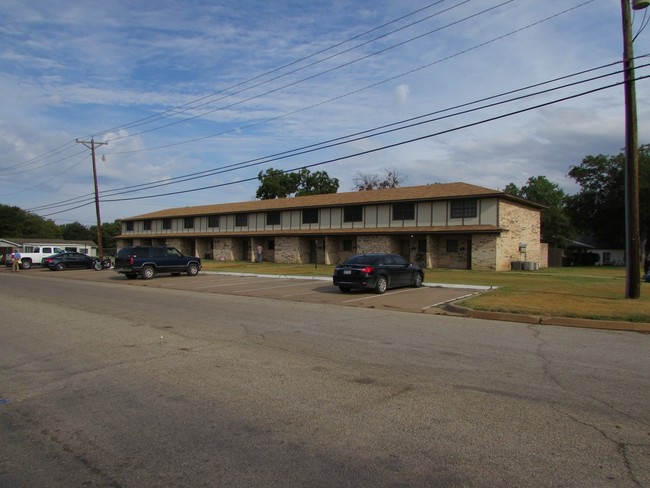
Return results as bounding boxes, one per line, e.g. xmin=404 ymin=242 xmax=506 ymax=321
xmin=15 ymin=245 xmax=68 ymax=269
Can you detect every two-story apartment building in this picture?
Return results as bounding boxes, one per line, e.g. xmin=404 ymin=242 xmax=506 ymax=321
xmin=117 ymin=182 xmax=546 ymax=271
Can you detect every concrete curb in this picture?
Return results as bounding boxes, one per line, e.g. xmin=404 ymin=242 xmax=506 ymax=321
xmin=443 ymin=303 xmax=650 ymax=333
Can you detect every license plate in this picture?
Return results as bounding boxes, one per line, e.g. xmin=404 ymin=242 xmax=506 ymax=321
xmin=344 ymin=270 xmax=352 ymax=275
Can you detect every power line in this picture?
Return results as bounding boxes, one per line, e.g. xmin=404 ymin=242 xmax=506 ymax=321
xmin=33 ymin=71 xmax=648 ymax=216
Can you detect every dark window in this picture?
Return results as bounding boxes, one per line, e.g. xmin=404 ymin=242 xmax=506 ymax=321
xmin=162 ymin=219 xmax=172 ymax=230
xmin=392 ymin=203 xmax=415 ymax=220
xmin=343 ymin=239 xmax=353 ymax=251
xmin=267 ymin=211 xmax=281 ymax=226
xmin=446 ymin=239 xmax=459 ymax=253
xmin=302 ymin=208 xmax=319 ymax=224
xmin=143 ymin=220 xmax=151 ymax=231
xmin=450 ymin=198 xmax=478 ymax=219
xmin=418 ymin=239 xmax=427 ymax=252
xmin=343 ymin=206 xmax=363 ymax=222
xmin=126 ymin=221 xmax=134 ymax=231
xmin=235 ymin=214 xmax=248 ymax=227
xmin=208 ymin=215 xmax=220 ymax=228
xmin=267 ymin=240 xmax=275 ymax=251
xmin=184 ymin=217 xmax=194 ymax=229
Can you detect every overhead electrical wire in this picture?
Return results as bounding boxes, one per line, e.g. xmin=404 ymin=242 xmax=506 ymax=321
xmin=96 ymin=77 xmax=650 ymax=205
xmin=30 ymin=65 xmax=649 ymax=216
xmin=105 ymin=0 xmax=603 ymax=158
xmin=28 ymin=61 xmax=621 ymax=212
xmin=4 ymin=0 xmax=455 ymax=170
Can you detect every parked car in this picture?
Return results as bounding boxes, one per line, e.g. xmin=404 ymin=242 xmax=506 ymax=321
xmin=114 ymin=246 xmax=201 ymax=280
xmin=41 ymin=252 xmax=97 ymax=271
xmin=333 ymin=253 xmax=424 ymax=294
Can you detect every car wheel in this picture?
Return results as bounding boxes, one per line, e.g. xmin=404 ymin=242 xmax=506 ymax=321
xmin=412 ymin=272 xmax=423 ymax=288
xmin=186 ymin=263 xmax=199 ymax=276
xmin=125 ymin=273 xmax=138 ymax=279
xmin=21 ymin=260 xmax=32 ymax=270
xmin=140 ymin=265 xmax=155 ymax=280
xmin=374 ymin=276 xmax=388 ymax=294
xmin=339 ymin=286 xmax=351 ymax=293
xmin=55 ymin=263 xmax=65 ymax=271
xmin=94 ymin=260 xmax=102 ymax=271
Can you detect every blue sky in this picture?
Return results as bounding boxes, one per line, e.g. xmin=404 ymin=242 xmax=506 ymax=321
xmin=0 ymin=0 xmax=648 ymax=225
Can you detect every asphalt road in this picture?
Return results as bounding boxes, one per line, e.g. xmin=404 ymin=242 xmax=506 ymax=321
xmin=1 ymin=270 xmax=649 ymax=487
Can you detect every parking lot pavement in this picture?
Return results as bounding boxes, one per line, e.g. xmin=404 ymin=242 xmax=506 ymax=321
xmin=16 ymin=267 xmax=487 ymax=315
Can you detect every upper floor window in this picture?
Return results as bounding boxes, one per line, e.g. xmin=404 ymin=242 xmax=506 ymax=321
xmin=184 ymin=217 xmax=194 ymax=229
xmin=235 ymin=214 xmax=248 ymax=227
xmin=343 ymin=205 xmax=363 ymax=223
xmin=162 ymin=218 xmax=172 ymax=230
xmin=450 ymin=198 xmax=477 ymax=219
xmin=302 ymin=208 xmax=319 ymax=224
xmin=126 ymin=221 xmax=134 ymax=231
xmin=266 ymin=211 xmax=281 ymax=226
xmin=392 ymin=202 xmax=415 ymax=220
xmin=143 ymin=220 xmax=152 ymax=231
xmin=208 ymin=215 xmax=220 ymax=228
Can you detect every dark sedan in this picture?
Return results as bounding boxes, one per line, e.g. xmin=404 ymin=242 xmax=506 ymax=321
xmin=333 ymin=253 xmax=424 ymax=294
xmin=41 ymin=252 xmax=96 ymax=271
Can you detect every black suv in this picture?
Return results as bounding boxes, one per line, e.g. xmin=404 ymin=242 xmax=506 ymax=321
xmin=114 ymin=246 xmax=201 ymax=280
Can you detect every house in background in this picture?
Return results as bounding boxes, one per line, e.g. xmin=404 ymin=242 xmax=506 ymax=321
xmin=567 ymin=235 xmax=625 ymax=266
xmin=116 ymin=182 xmax=546 ymax=271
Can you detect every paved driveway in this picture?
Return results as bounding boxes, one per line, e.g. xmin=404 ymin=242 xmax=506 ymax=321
xmin=17 ymin=267 xmax=488 ymax=315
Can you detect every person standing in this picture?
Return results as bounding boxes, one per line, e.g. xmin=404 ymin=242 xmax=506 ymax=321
xmin=256 ymin=244 xmax=263 ymax=263
xmin=11 ymin=249 xmax=21 ymax=272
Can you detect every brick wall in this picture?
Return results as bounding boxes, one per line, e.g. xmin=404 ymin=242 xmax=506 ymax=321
xmin=496 ymin=200 xmax=542 ymax=271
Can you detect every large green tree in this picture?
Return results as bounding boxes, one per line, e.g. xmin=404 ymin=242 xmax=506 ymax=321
xmin=504 ymin=176 xmax=575 ymax=248
xmin=89 ymin=220 xmax=122 ymax=253
xmin=256 ymin=168 xmax=339 ymax=199
xmin=566 ymin=145 xmax=650 ymax=250
xmin=60 ymin=221 xmax=94 ymax=241
xmin=0 ymin=204 xmax=62 ymax=239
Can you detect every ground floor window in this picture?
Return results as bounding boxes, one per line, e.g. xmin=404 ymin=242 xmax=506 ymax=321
xmin=446 ymin=239 xmax=459 ymax=252
xmin=343 ymin=239 xmax=355 ymax=251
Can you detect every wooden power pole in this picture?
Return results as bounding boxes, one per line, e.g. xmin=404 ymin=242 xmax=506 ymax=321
xmin=76 ymin=138 xmax=108 ymax=258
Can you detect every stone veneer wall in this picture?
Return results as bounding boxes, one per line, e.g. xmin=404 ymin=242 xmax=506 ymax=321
xmin=213 ymin=238 xmax=236 ymax=261
xmin=274 ymin=237 xmax=302 ymax=263
xmin=496 ymin=199 xmax=542 ymax=271
xmin=356 ymin=235 xmax=397 ymax=254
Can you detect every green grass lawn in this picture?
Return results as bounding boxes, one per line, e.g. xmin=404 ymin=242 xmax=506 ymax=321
xmin=202 ymin=261 xmax=650 ymax=323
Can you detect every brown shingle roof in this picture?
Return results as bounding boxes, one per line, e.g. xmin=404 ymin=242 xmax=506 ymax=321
xmin=121 ymin=182 xmax=540 ymax=221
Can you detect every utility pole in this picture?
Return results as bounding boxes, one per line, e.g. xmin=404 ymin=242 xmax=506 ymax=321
xmin=621 ymin=0 xmax=648 ymax=298
xmin=76 ymin=138 xmax=108 ymax=258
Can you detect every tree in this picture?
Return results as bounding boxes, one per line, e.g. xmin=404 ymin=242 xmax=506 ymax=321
xmin=295 ymin=169 xmax=339 ymax=196
xmin=90 ymin=220 xmax=122 ymax=253
xmin=0 ymin=204 xmax=62 ymax=239
xmin=256 ymin=168 xmax=338 ymax=199
xmin=353 ymin=169 xmax=404 ymax=191
xmin=504 ymin=176 xmax=575 ymax=248
xmin=61 ymin=222 xmax=94 ymax=241
xmin=566 ymin=146 xmax=650 ymax=251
